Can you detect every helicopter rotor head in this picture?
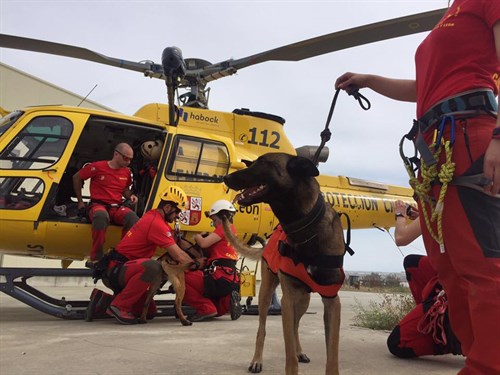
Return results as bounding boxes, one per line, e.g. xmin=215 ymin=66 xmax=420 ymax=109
xmin=161 ymin=46 xmax=186 ymax=84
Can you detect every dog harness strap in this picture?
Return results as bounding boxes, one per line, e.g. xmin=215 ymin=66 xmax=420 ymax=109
xmin=338 ymin=212 xmax=355 ymax=256
xmin=281 ymin=196 xmax=325 ymax=245
xmin=279 ymin=261 xmax=344 ymax=298
xmin=210 ymin=258 xmax=237 ymax=268
xmin=278 ymin=240 xmax=344 ymax=269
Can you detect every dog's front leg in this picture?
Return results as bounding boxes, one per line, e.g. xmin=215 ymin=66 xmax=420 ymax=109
xmin=280 ymin=273 xmax=310 ymax=375
xmin=249 ymin=260 xmax=279 ymax=373
xmin=322 ymin=295 xmax=340 ymax=375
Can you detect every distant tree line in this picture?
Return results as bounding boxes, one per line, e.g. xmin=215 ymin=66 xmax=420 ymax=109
xmin=347 ymin=273 xmax=403 ymax=288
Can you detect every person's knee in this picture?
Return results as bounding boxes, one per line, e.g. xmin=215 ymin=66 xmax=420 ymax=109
xmin=404 ymin=254 xmax=423 ymax=270
xmin=403 ymin=254 xmax=423 ymax=281
xmin=387 ymin=326 xmax=417 ymax=358
xmin=123 ymin=211 xmax=139 ymax=231
xmin=92 ymin=210 xmax=109 ymax=230
xmin=140 ymin=260 xmax=162 ymax=283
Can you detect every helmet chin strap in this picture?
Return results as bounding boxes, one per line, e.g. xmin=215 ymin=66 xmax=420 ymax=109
xmin=162 ymin=204 xmax=179 ymax=221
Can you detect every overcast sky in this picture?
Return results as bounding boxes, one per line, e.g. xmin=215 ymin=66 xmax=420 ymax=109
xmin=0 ymin=0 xmax=449 ymax=272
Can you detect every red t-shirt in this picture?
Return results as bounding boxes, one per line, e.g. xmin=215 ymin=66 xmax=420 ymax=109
xmin=415 ymin=0 xmax=500 ymax=117
xmin=115 ymin=209 xmax=176 ymax=260
xmin=79 ymin=160 xmax=132 ymax=204
xmin=206 ymin=224 xmax=239 ymax=263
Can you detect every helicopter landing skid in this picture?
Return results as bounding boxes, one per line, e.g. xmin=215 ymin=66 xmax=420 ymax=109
xmin=0 ymin=267 xmax=194 ymax=320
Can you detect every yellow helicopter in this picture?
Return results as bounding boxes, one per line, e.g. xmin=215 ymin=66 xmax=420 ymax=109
xmin=0 ymin=7 xmax=446 ymax=318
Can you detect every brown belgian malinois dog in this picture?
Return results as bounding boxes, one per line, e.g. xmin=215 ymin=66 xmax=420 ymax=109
xmin=139 ymin=252 xmax=197 ymax=326
xmin=222 ymin=152 xmax=347 ymax=375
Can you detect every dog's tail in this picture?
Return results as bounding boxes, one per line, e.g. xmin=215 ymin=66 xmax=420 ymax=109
xmin=222 ymin=218 xmax=263 ymax=261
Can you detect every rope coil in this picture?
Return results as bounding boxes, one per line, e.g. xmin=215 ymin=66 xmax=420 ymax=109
xmin=402 ymin=116 xmax=456 ymax=253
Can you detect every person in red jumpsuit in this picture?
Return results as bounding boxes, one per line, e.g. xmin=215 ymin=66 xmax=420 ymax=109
xmin=387 ymin=201 xmax=461 ymax=358
xmin=336 ymin=2 xmax=500 ymax=372
xmin=73 ymin=143 xmax=139 ymax=263
xmin=183 ymin=200 xmax=242 ymax=322
xmin=87 ymin=186 xmax=194 ymax=325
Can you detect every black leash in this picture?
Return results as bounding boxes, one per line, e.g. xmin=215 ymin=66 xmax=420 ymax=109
xmin=312 ymin=88 xmax=371 ymax=165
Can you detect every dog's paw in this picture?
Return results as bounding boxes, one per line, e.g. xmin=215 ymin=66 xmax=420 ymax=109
xmin=180 ymin=318 xmax=193 ymax=326
xmin=248 ymin=362 xmax=263 ymax=373
xmin=297 ymin=353 xmax=310 ymax=363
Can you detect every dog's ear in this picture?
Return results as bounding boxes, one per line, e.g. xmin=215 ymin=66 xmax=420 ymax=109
xmin=286 ymin=156 xmax=319 ymax=178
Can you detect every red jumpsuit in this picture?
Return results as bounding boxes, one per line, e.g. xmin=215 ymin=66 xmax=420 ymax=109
xmin=414 ymin=2 xmax=500 ymax=373
xmin=387 ymin=255 xmax=461 ymax=358
xmin=78 ymin=161 xmax=138 ymax=261
xmin=183 ymin=224 xmax=239 ymax=316
xmin=108 ymin=209 xmax=176 ymax=317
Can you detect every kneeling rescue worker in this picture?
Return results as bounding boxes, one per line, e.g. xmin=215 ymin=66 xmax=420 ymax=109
xmin=183 ymin=200 xmax=242 ymax=322
xmin=86 ymin=186 xmax=193 ymax=324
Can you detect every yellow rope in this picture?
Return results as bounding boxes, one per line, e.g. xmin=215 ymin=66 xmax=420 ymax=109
xmin=404 ymin=138 xmax=455 ymax=252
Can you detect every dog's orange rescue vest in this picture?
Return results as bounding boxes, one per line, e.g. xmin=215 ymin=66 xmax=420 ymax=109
xmin=262 ymin=225 xmax=344 ymax=298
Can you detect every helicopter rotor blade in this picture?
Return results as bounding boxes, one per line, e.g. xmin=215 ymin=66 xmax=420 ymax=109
xmin=0 ymin=34 xmax=165 ymax=79
xmin=197 ymin=8 xmax=446 ymax=82
xmin=0 ymin=8 xmax=446 ymax=88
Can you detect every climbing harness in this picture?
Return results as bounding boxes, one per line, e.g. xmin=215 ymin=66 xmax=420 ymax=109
xmin=399 ymin=89 xmax=498 ymax=252
xmin=312 ymin=88 xmax=371 ymax=165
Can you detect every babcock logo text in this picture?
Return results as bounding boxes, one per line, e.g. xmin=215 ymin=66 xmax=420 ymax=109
xmin=179 ymin=108 xmax=219 ymax=124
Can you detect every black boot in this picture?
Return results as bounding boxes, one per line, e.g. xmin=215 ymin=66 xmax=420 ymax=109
xmin=86 ymin=288 xmax=114 ymax=321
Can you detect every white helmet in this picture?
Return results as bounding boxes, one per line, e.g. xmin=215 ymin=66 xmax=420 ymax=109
xmin=206 ymin=199 xmax=236 ymax=218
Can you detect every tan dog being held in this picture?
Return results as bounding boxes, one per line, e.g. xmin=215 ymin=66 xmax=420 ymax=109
xmin=139 ymin=252 xmax=195 ymax=326
xmin=223 ymin=152 xmax=346 ymax=375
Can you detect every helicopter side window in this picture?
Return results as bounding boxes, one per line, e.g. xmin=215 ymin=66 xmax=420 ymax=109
xmin=166 ymin=137 xmax=229 ymax=182
xmin=0 ymin=177 xmax=44 ymax=209
xmin=0 ymin=116 xmax=73 ymax=170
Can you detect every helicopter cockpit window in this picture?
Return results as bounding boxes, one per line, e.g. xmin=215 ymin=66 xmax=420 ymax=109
xmin=0 ymin=177 xmax=44 ymax=210
xmin=166 ymin=137 xmax=229 ymax=182
xmin=0 ymin=116 xmax=72 ymax=170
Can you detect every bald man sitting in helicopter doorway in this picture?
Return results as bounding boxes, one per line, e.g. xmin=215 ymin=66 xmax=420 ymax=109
xmin=73 ymin=143 xmax=140 ymax=265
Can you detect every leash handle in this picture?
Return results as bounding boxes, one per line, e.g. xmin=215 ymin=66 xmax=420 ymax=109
xmin=312 ymin=88 xmax=371 ymax=165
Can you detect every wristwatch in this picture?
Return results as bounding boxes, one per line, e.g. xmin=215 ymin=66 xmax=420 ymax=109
xmin=493 ymin=127 xmax=500 ymax=140
xmin=395 ymin=213 xmax=405 ymax=219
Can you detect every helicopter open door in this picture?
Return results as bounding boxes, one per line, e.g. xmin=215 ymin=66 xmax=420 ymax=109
xmin=0 ymin=106 xmax=169 ymax=260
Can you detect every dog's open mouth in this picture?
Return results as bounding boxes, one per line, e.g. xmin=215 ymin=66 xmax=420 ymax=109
xmin=234 ymin=184 xmax=268 ymax=206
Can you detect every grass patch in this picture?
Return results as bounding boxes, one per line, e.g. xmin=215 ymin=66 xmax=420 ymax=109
xmin=352 ymin=293 xmax=415 ymax=331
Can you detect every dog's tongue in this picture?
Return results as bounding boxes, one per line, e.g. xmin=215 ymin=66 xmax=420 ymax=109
xmin=234 ymin=185 xmax=264 ymax=203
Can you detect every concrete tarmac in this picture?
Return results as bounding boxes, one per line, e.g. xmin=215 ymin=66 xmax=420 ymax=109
xmin=0 ymin=286 xmax=464 ymax=375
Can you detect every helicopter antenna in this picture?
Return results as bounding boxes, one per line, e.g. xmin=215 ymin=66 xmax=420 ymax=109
xmin=77 ymin=84 xmax=98 ymax=107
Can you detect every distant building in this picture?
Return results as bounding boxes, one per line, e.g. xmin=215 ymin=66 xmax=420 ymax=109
xmin=0 ymin=62 xmax=115 ymax=116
